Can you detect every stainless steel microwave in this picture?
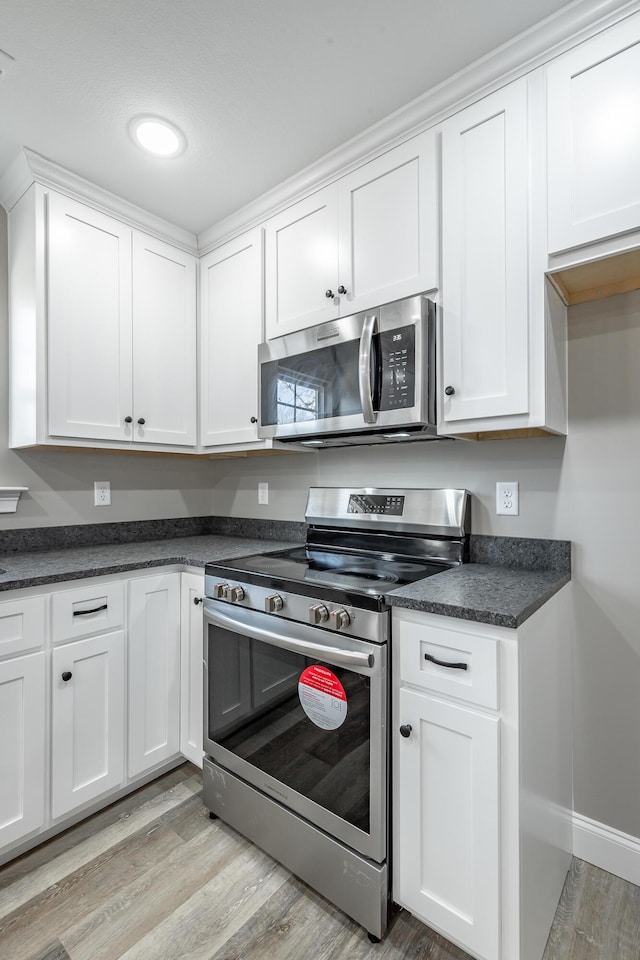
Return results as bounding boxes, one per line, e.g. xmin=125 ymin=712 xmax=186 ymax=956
xmin=257 ymin=294 xmax=437 ymax=447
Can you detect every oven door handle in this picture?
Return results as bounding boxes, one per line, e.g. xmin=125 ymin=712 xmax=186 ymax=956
xmin=358 ymin=314 xmax=378 ymax=424
xmin=203 ymin=601 xmax=375 ymax=670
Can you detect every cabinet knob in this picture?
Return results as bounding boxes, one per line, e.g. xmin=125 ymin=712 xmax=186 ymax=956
xmin=61 ymin=671 xmax=73 ymax=682
xmin=325 ymin=289 xmax=335 ymax=299
xmin=124 ymin=416 xmax=133 ymax=424
xmin=399 ymin=724 xmax=412 ymax=738
xmin=137 ymin=417 xmax=146 ymax=425
xmin=337 ymin=285 xmax=347 ymax=295
xmin=193 ymin=596 xmax=203 ymax=605
xmin=444 ymin=386 xmax=455 ymax=396
xmin=250 ymin=416 xmax=258 ymax=424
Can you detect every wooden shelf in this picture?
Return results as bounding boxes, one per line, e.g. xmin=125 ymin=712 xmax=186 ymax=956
xmin=549 ymin=248 xmax=640 ymax=306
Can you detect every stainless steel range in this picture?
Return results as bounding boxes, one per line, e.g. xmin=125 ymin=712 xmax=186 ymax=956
xmin=202 ymin=487 xmax=470 ymax=941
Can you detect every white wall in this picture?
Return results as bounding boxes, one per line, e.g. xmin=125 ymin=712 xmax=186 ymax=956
xmin=212 ymin=289 xmax=640 ymax=842
xmin=0 ymin=207 xmax=217 ymax=527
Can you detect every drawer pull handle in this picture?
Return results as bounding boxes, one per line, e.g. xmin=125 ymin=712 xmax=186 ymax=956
xmin=424 ymin=652 xmax=468 ymax=671
xmin=73 ymin=603 xmax=108 ymax=617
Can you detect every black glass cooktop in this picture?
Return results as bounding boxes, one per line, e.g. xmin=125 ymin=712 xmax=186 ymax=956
xmin=206 ymin=545 xmax=447 ymax=609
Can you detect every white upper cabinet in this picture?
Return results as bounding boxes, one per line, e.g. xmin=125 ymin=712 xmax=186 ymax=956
xmin=132 ymin=233 xmax=197 ymax=446
xmin=200 ymin=228 xmax=265 ymax=447
xmin=48 ymin=193 xmax=133 ymax=442
xmin=440 ymin=78 xmax=529 ymax=424
xmin=547 ymin=12 xmax=640 ymax=255
xmin=265 ymin=130 xmax=438 ymax=338
xmin=8 ymin=186 xmax=198 ymax=451
xmin=440 ymin=72 xmax=567 ymax=437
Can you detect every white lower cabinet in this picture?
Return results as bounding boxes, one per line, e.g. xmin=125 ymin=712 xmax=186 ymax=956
xmin=393 ymin=590 xmax=573 ymax=960
xmin=51 ymin=631 xmax=125 ymax=820
xmin=395 ymin=688 xmax=500 ymax=960
xmin=128 ymin=574 xmax=181 ymax=778
xmin=0 ymin=652 xmax=46 ymax=847
xmin=180 ymin=573 xmax=204 ymax=768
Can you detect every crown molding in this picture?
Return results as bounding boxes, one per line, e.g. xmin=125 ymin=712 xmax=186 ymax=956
xmin=198 ymin=0 xmax=640 ymax=255
xmin=0 ymin=148 xmax=198 ymax=255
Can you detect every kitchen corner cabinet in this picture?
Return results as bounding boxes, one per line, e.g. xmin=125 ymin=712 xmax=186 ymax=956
xmin=128 ymin=574 xmax=181 ymax=778
xmin=546 ymin=12 xmax=640 ymax=256
xmin=180 ymin=572 xmax=204 ymax=767
xmin=439 ymin=72 xmax=567 ymax=438
xmin=9 ymin=186 xmax=197 ymax=451
xmin=264 ymin=130 xmax=438 ymax=338
xmin=199 ymin=228 xmax=266 ymax=448
xmin=393 ymin=588 xmax=573 ymax=960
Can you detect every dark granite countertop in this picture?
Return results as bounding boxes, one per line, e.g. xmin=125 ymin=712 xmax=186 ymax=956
xmin=387 ymin=563 xmax=571 ymax=628
xmin=0 ymin=521 xmax=571 ymax=628
xmin=0 ymin=535 xmax=297 ymax=592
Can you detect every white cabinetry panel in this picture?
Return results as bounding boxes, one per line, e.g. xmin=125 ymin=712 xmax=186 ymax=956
xmin=51 ymin=631 xmax=125 ymax=820
xmin=132 ymin=233 xmax=197 ymax=446
xmin=0 ymin=595 xmax=46 ymax=657
xmin=0 ymin=652 xmax=46 ymax=847
xmin=47 ymin=192 xmax=132 ymax=441
xmin=180 ymin=573 xmax=204 ymax=767
xmin=337 ymin=131 xmax=438 ymax=314
xmin=128 ymin=574 xmax=181 ymax=778
xmin=265 ymin=187 xmax=339 ymax=337
xmin=441 ymin=78 xmax=529 ymax=423
xmin=200 ymin=228 xmax=264 ymax=446
xmin=395 ymin=687 xmax=500 ymax=960
xmin=547 ymin=13 xmax=640 ymax=253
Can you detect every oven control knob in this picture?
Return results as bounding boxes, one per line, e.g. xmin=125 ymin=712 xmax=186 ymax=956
xmin=212 ymin=582 xmax=229 ymax=599
xmin=330 ymin=608 xmax=351 ymax=630
xmin=265 ymin=594 xmax=284 ymax=613
xmin=309 ymin=603 xmax=329 ymax=625
xmin=229 ymin=586 xmax=245 ymax=603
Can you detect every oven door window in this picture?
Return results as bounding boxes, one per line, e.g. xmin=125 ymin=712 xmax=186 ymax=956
xmin=208 ymin=627 xmax=371 ymax=833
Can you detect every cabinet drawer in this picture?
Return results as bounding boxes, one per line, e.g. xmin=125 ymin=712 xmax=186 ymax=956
xmin=52 ymin=581 xmax=125 ymax=643
xmin=0 ymin=595 xmax=47 ymax=658
xmin=396 ymin=615 xmax=499 ymax=709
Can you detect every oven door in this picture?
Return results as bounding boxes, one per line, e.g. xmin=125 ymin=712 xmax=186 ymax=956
xmin=203 ymin=599 xmax=387 ymax=863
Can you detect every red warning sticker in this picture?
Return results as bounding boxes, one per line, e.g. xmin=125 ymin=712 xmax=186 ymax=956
xmin=298 ymin=664 xmax=348 ymax=730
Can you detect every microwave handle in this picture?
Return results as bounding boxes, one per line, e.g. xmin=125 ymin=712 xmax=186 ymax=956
xmin=358 ymin=314 xmax=378 ymax=424
xmin=203 ymin=600 xmax=374 ymax=670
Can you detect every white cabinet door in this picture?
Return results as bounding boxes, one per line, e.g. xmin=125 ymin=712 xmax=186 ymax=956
xmin=200 ymin=228 xmax=264 ymax=446
xmin=51 ymin=632 xmax=125 ymax=820
xmin=132 ymin=233 xmax=197 ymax=447
xmin=128 ymin=574 xmax=181 ymax=778
xmin=0 ymin=652 xmax=46 ymax=847
xmin=180 ymin=573 xmax=204 ymax=768
xmin=265 ymin=186 xmax=339 ymax=337
xmin=47 ymin=192 xmax=133 ymax=441
xmin=337 ymin=131 xmax=438 ymax=314
xmin=395 ymin=688 xmax=500 ymax=960
xmin=441 ymin=78 xmax=529 ymax=424
xmin=547 ymin=13 xmax=640 ymax=253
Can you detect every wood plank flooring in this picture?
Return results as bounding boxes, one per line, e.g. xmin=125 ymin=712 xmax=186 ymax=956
xmin=0 ymin=764 xmax=638 ymax=960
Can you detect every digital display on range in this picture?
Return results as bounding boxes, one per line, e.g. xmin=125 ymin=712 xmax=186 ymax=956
xmin=347 ymin=494 xmax=405 ymax=516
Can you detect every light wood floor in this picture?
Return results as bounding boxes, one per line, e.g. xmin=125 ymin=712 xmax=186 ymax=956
xmin=0 ymin=765 xmax=638 ymax=960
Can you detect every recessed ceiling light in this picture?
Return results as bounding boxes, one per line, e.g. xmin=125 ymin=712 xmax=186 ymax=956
xmin=129 ymin=116 xmax=185 ymax=158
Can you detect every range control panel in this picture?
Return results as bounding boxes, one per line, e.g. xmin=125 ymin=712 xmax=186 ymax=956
xmin=347 ymin=493 xmax=405 ymax=516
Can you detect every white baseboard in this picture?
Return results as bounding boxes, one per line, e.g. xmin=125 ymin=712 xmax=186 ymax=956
xmin=573 ymin=813 xmax=640 ymax=886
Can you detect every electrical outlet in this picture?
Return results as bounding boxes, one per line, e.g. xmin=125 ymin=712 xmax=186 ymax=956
xmin=94 ymin=481 xmax=111 ymax=506
xmin=496 ymin=481 xmax=519 ymax=516
xmin=258 ymin=482 xmax=268 ymax=505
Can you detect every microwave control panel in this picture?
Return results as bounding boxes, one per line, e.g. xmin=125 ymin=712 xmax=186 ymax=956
xmin=378 ymin=325 xmax=415 ymax=409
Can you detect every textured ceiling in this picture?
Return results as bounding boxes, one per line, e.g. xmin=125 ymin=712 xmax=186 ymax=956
xmin=0 ymin=0 xmax=577 ymax=234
